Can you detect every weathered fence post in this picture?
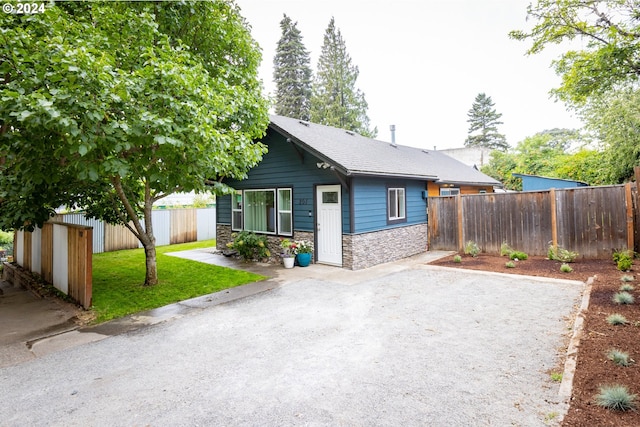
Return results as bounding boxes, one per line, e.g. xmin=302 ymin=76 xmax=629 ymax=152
xmin=549 ymin=188 xmax=558 ymax=250
xmin=457 ymin=194 xmax=464 ymax=251
xmin=626 ymin=182 xmax=635 ymax=251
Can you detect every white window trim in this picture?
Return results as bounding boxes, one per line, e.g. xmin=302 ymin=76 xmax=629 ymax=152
xmin=234 ymin=187 xmax=292 ymax=236
xmin=231 ymin=190 xmax=242 ymax=231
xmin=277 ymin=188 xmax=293 ymax=236
xmin=440 ymin=188 xmax=460 ymax=196
xmin=388 ymin=187 xmax=406 ymax=221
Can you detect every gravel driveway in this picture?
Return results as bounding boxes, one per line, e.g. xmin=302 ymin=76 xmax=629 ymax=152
xmin=0 ymin=265 xmax=583 ymax=426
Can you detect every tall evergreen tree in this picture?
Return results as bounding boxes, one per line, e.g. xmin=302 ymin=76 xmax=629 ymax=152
xmin=273 ymin=14 xmax=312 ymax=120
xmin=465 ymin=93 xmax=508 ymax=151
xmin=310 ymin=17 xmax=376 ymax=137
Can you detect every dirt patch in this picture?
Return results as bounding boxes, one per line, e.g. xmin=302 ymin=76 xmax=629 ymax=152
xmin=430 ymin=253 xmax=640 ymax=426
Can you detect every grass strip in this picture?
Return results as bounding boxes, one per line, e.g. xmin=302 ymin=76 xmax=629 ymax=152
xmin=91 ymin=240 xmax=265 ymax=323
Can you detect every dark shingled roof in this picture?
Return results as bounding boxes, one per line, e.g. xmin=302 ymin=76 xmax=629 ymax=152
xmin=269 ymin=114 xmax=501 ymax=187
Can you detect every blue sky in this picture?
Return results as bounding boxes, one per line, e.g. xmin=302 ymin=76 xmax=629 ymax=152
xmin=235 ymin=0 xmax=584 ymax=150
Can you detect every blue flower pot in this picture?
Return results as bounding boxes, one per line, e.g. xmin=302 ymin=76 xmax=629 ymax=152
xmin=296 ymin=252 xmax=312 ymax=267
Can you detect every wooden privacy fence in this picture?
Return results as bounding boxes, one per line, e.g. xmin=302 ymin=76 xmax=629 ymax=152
xmin=13 ymin=222 xmax=92 ymax=308
xmin=428 ymin=183 xmax=636 ymax=259
xmin=55 ymin=207 xmax=216 ymax=254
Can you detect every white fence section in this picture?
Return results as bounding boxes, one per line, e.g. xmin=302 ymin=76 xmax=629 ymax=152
xmin=56 ymin=207 xmax=216 ymax=254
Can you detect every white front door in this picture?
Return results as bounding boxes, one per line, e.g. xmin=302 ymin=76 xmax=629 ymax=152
xmin=316 ymin=185 xmax=342 ymax=266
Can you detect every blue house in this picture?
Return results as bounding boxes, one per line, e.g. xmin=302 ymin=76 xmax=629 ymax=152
xmin=217 ymin=115 xmax=500 ymax=270
xmin=512 ymin=173 xmax=589 ymax=192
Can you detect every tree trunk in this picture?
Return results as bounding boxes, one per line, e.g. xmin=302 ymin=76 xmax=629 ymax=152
xmin=144 ymin=243 xmax=158 ymax=286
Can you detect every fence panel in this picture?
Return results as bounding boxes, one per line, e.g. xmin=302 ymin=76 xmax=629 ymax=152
xmin=463 ymin=191 xmax=553 ymax=256
xmin=556 ymin=185 xmax=629 ymax=258
xmin=427 ymin=196 xmax=458 ymax=250
xmin=428 ymin=184 xmax=632 ymax=259
xmin=105 ymin=222 xmax=139 ymax=252
xmin=57 ymin=213 xmax=105 ymax=254
xmin=152 ymin=210 xmax=171 ymax=247
xmin=196 ymin=208 xmax=216 ymax=241
xmin=170 ymin=209 xmax=197 ymax=244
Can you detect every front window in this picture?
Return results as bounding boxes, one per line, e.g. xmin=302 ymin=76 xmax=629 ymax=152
xmin=244 ymin=189 xmax=276 ymax=234
xmin=233 ymin=188 xmax=293 ymax=235
xmin=231 ymin=191 xmax=242 ymax=231
xmin=388 ymin=187 xmax=406 ymax=221
xmin=277 ymin=189 xmax=293 ymax=235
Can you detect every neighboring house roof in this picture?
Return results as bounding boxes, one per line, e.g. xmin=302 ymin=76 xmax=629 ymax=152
xmin=512 ymin=173 xmax=589 ymax=187
xmin=269 ymin=115 xmax=500 ymax=187
xmin=438 ymin=146 xmax=494 ymax=169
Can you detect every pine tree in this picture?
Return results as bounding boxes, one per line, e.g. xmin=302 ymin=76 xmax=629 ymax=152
xmin=465 ymin=93 xmax=508 ymax=151
xmin=310 ymin=17 xmax=376 ymax=137
xmin=273 ymin=14 xmax=312 ymax=120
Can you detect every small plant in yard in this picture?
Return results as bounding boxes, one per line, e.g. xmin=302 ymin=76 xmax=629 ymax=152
xmin=595 ymin=385 xmax=637 ymax=411
xmin=550 ymin=372 xmax=563 ymax=382
xmin=453 ymin=255 xmax=462 ymax=263
xmin=607 ymin=313 xmax=628 ymax=326
xmin=505 ymin=261 xmax=516 ymax=268
xmin=621 ymin=275 xmax=635 ymax=282
xmin=613 ymin=249 xmax=634 ymax=271
xmin=560 ymin=263 xmax=573 ymax=273
xmin=613 ymin=291 xmax=634 ymax=305
xmin=548 ymin=245 xmax=579 ymax=263
xmin=607 ymin=349 xmax=634 ymax=367
xmin=509 ymin=251 xmax=528 ymax=261
xmin=464 ymin=240 xmax=480 ymax=257
xmin=227 ymin=231 xmax=271 ymax=261
xmin=500 ymin=242 xmax=514 ymax=257
xmin=620 ymin=283 xmax=635 ymax=292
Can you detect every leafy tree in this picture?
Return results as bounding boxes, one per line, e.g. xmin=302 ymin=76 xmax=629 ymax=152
xmin=581 ymin=89 xmax=640 ymax=183
xmin=481 ymin=129 xmax=602 ymax=190
xmin=273 ymin=14 xmax=313 ymax=121
xmin=465 ymin=93 xmax=508 ymax=151
xmin=0 ymin=1 xmax=269 ymax=285
xmin=510 ymin=0 xmax=640 ymax=105
xmin=310 ymin=17 xmax=377 ymax=137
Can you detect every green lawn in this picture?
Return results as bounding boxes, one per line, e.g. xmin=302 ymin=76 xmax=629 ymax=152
xmin=91 ymin=240 xmax=266 ymax=324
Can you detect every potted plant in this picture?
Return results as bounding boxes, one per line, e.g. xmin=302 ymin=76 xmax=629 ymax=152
xmin=294 ymin=240 xmax=313 ymax=267
xmin=280 ymin=239 xmax=296 ymax=269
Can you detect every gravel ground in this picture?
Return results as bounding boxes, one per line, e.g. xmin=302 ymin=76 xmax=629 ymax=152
xmin=0 ymin=267 xmax=583 ymax=426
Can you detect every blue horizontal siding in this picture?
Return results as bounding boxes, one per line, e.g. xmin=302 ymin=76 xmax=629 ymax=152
xmin=352 ymin=177 xmax=427 ymax=233
xmin=221 ymin=130 xmax=351 ymax=233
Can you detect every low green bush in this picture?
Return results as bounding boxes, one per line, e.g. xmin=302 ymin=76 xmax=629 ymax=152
xmin=464 ymin=241 xmax=480 ymax=257
xmin=505 ymin=261 xmax=516 ymax=268
xmin=607 ymin=313 xmax=628 ymax=326
xmin=509 ymin=251 xmax=528 ymax=261
xmin=613 ymin=291 xmax=634 ymax=305
xmin=560 ymin=263 xmax=573 ymax=273
xmin=227 ymin=231 xmax=271 ymax=261
xmin=607 ymin=349 xmax=633 ymax=367
xmin=548 ymin=245 xmax=579 ymax=263
xmin=620 ymin=283 xmax=635 ymax=292
xmin=613 ymin=249 xmax=634 ymax=271
xmin=595 ymin=385 xmax=637 ymax=411
xmin=500 ymin=242 xmax=513 ymax=257
xmin=621 ymin=275 xmax=635 ymax=282
xmin=453 ymin=255 xmax=462 ymax=263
